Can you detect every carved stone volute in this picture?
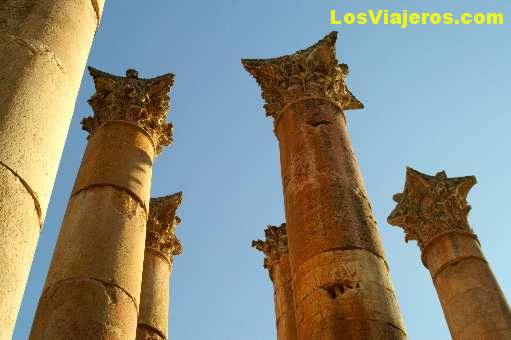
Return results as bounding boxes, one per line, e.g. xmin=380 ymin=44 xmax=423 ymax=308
xmin=388 ymin=167 xmax=477 ymax=249
xmin=146 ymin=192 xmax=183 ymax=262
xmin=82 ymin=67 xmax=174 ymax=154
xmin=241 ymin=31 xmax=363 ymax=119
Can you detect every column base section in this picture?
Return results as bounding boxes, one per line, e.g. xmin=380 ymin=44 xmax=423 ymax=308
xmin=136 ymin=324 xmax=166 ymax=340
xmin=293 ymin=248 xmax=406 ymax=340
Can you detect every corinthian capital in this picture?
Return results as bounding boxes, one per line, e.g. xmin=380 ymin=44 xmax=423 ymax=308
xmin=241 ymin=31 xmax=363 ymax=119
xmin=82 ymin=67 xmax=174 ymax=154
xmin=388 ymin=167 xmax=477 ymax=249
xmin=146 ymin=192 xmax=183 ymax=261
xmin=252 ymin=223 xmax=289 ymax=279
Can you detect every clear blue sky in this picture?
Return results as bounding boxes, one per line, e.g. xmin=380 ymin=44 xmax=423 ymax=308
xmin=15 ymin=1 xmax=510 ymax=339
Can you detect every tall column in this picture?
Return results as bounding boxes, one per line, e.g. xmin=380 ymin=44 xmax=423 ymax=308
xmin=30 ymin=67 xmax=174 ymax=339
xmin=137 ymin=193 xmax=183 ymax=340
xmin=0 ymin=2 xmax=106 ymax=337
xmin=388 ymin=167 xmax=511 ymax=339
xmin=242 ymin=32 xmax=406 ymax=339
xmin=252 ymin=223 xmax=297 ymax=340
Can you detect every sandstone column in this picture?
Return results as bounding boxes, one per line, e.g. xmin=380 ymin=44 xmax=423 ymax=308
xmin=252 ymin=223 xmax=297 ymax=340
xmin=0 ymin=2 xmax=106 ymax=337
xmin=388 ymin=167 xmax=511 ymax=339
xmin=242 ymin=32 xmax=406 ymax=339
xmin=30 ymin=67 xmax=174 ymax=339
xmin=137 ymin=193 xmax=183 ymax=340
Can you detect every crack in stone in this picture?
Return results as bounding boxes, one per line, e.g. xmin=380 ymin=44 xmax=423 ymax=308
xmin=0 ymin=160 xmax=42 ymax=227
xmin=72 ymin=183 xmax=149 ymax=217
xmin=42 ymin=277 xmax=139 ymax=312
xmin=89 ymin=277 xmax=139 ymax=310
xmin=307 ymin=120 xmax=331 ymax=127
xmin=432 ymin=255 xmax=487 ymax=280
xmin=137 ymin=323 xmax=167 ymax=340
xmin=299 ymin=245 xmax=389 ymax=272
xmin=384 ymin=320 xmax=408 ymax=335
xmin=5 ymin=33 xmax=66 ymax=73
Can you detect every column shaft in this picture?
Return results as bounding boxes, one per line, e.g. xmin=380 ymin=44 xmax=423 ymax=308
xmin=0 ymin=1 xmax=105 ymax=336
xmin=137 ymin=193 xmax=183 ymax=340
xmin=388 ymin=168 xmax=511 ymax=340
xmin=137 ymin=252 xmax=171 ymax=340
xmin=277 ymin=99 xmax=405 ymax=339
xmin=253 ymin=224 xmax=297 ymax=340
xmin=30 ymin=123 xmax=153 ymax=339
xmin=273 ymin=253 xmax=297 ymax=340
xmin=30 ymin=68 xmax=174 ymax=339
xmin=424 ymin=233 xmax=511 ymax=339
xmin=243 ymin=32 xmax=406 ymax=340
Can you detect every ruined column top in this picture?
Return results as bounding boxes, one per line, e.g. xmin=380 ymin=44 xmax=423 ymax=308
xmin=252 ymin=223 xmax=289 ymax=280
xmin=82 ymin=67 xmax=175 ymax=154
xmin=146 ymin=192 xmax=183 ymax=262
xmin=241 ymin=31 xmax=363 ymax=120
xmin=388 ymin=167 xmax=477 ymax=250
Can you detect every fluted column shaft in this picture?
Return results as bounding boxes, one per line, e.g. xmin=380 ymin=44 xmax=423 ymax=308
xmin=0 ymin=2 xmax=105 ymax=337
xmin=253 ymin=224 xmax=297 ymax=340
xmin=389 ymin=168 xmax=511 ymax=340
xmin=137 ymin=194 xmax=183 ymax=340
xmin=30 ymin=68 xmax=174 ymax=339
xmin=243 ymin=32 xmax=406 ymax=340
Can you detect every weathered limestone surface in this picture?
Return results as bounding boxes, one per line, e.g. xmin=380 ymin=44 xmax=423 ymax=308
xmin=0 ymin=167 xmax=40 ymax=340
xmin=253 ymin=224 xmax=297 ymax=340
xmin=30 ymin=68 xmax=174 ymax=339
xmin=243 ymin=32 xmax=406 ymax=339
xmin=136 ymin=255 xmax=169 ymax=340
xmin=0 ymin=1 xmax=105 ymax=337
xmin=137 ymin=193 xmax=183 ymax=340
xmin=389 ymin=168 xmax=511 ymax=340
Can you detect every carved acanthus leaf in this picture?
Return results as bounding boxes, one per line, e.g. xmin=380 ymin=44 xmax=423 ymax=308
xmin=82 ymin=67 xmax=174 ymax=154
xmin=252 ymin=223 xmax=289 ymax=279
xmin=146 ymin=192 xmax=183 ymax=260
xmin=388 ymin=167 xmax=476 ymax=249
xmin=241 ymin=31 xmax=363 ymax=119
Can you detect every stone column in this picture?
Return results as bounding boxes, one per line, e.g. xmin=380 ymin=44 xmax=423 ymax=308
xmin=137 ymin=193 xmax=183 ymax=340
xmin=252 ymin=223 xmax=297 ymax=340
xmin=242 ymin=32 xmax=406 ymax=339
xmin=30 ymin=67 xmax=174 ymax=339
xmin=388 ymin=167 xmax=511 ymax=340
xmin=0 ymin=2 xmax=105 ymax=337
